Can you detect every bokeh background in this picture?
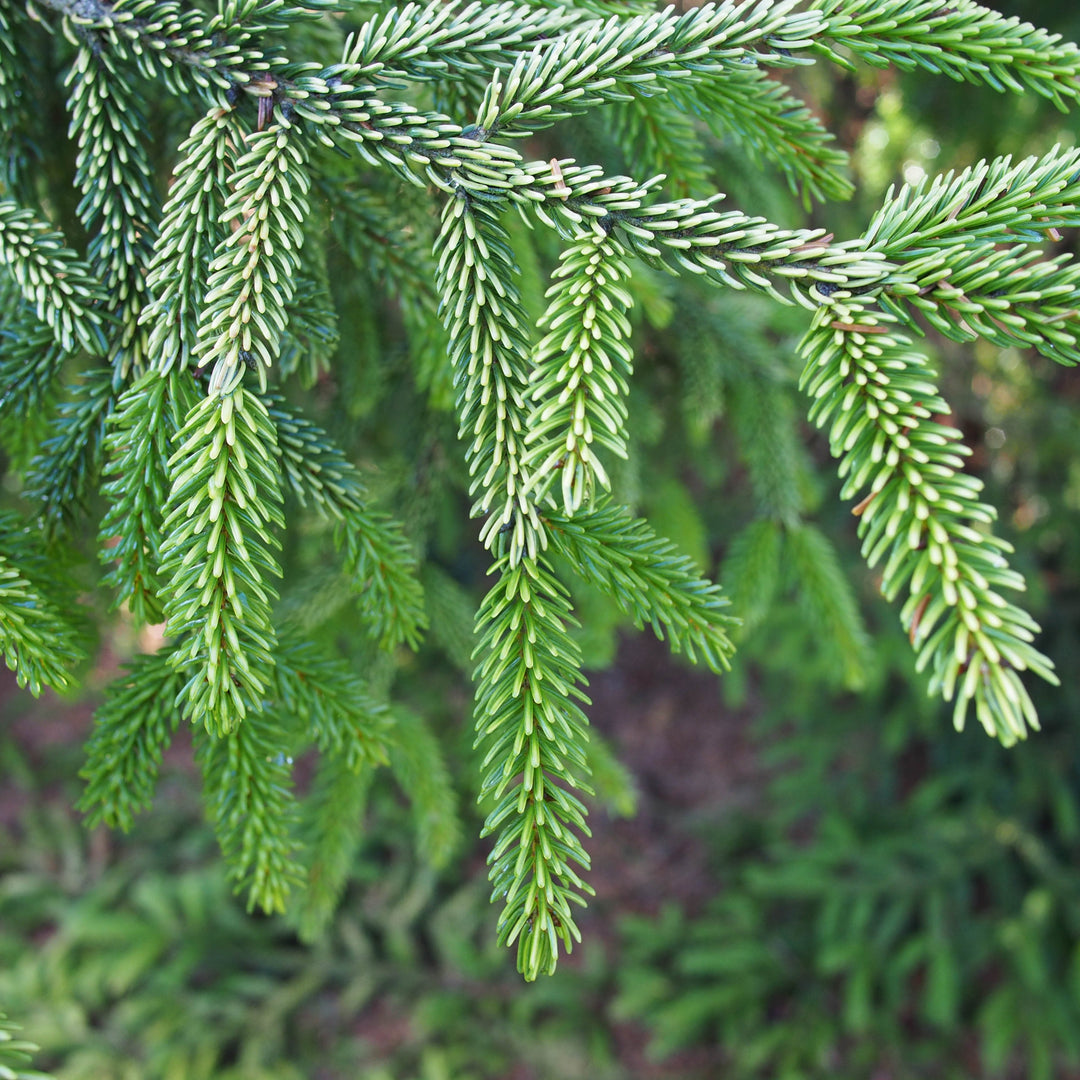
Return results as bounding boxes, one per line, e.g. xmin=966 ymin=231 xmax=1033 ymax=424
xmin=3 ymin=1 xmax=1080 ymax=1077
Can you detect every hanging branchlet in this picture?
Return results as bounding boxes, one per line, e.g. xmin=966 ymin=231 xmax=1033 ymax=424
xmin=274 ymin=636 xmax=392 ymax=773
xmin=546 ymin=498 xmax=738 ymax=672
xmin=65 ymin=42 xmax=157 ymax=375
xmin=0 ymin=3 xmax=38 ymax=202
xmin=77 ymin=647 xmax=184 ymax=830
xmin=0 ymin=297 xmax=68 ymax=437
xmin=23 ymin=368 xmax=116 ymax=540
xmin=194 ymin=124 xmax=310 ymax=394
xmin=269 ymin=399 xmax=427 ymax=650
xmin=518 ymin=159 xmax=891 ymax=305
xmin=0 ymin=200 xmax=108 ymax=355
xmin=158 ymin=388 xmax=284 ymax=735
xmin=525 ymin=229 xmax=635 ymax=516
xmin=143 ymin=106 xmax=242 ymax=375
xmin=98 ymin=369 xmax=197 ymax=624
xmin=434 ymin=174 xmax=543 ymax=563
xmin=0 ymin=548 xmax=86 ymax=695
xmin=195 ymin=707 xmax=301 ymax=914
xmin=894 ymin=243 xmax=1080 ymax=365
xmin=669 ymin=67 xmax=854 ymax=206
xmin=474 ymin=551 xmax=594 ymax=981
xmin=799 ymin=295 xmax=1058 ymax=744
xmin=865 ymin=149 xmax=1080 ymax=366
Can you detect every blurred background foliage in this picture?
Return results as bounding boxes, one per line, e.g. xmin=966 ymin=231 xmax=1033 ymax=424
xmin=4 ymin=0 xmax=1080 ymax=1077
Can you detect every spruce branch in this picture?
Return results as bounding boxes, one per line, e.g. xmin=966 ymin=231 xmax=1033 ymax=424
xmin=892 ymin=243 xmax=1080 ymax=367
xmin=812 ymin=0 xmax=1080 ymax=107
xmin=546 ymin=498 xmax=738 ymax=673
xmin=0 ymin=199 xmax=108 ymax=355
xmin=799 ymin=295 xmax=1057 ymax=744
xmin=0 ymin=300 xmax=66 ymax=431
xmin=786 ymin=521 xmax=872 ymax=690
xmin=99 ymin=370 xmax=196 ymax=624
xmin=269 ymin=400 xmax=427 ymax=650
xmin=723 ymin=517 xmax=783 ymax=634
xmin=518 ymin=160 xmax=890 ymax=305
xmin=524 ymin=227 xmax=635 ymax=515
xmin=273 ymin=636 xmax=392 ymax=773
xmin=864 ymin=147 xmax=1080 ymax=254
xmin=0 ymin=1010 xmax=56 ymax=1080
xmin=293 ymin=754 xmax=373 ymax=942
xmin=670 ymin=67 xmax=854 ymax=205
xmin=196 ymin=708 xmax=302 ymax=914
xmin=66 ymin=42 xmax=157 ymax=374
xmin=0 ymin=549 xmax=86 ymax=695
xmin=609 ymin=97 xmax=712 ymax=200
xmin=474 ymin=551 xmax=594 ymax=981
xmin=0 ymin=4 xmax=38 ymax=201
xmin=143 ymin=105 xmax=242 ymax=376
xmin=77 ymin=647 xmax=184 ymax=830
xmin=730 ymin=375 xmax=806 ymax=528
xmin=435 ymin=180 xmax=544 ymax=561
xmin=277 ymin=215 xmax=339 ymax=387
xmin=159 ymin=388 xmax=284 ymax=735
xmin=22 ymin=367 xmax=115 ymax=539
xmin=194 ymin=123 xmax=310 ymax=394
xmin=429 ymin=1 xmax=826 ymax=143
xmin=340 ymin=0 xmax=584 ymax=83
xmin=387 ymin=706 xmax=462 ymax=869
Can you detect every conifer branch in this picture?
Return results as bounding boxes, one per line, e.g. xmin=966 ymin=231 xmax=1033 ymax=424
xmin=0 ymin=1010 xmax=56 ymax=1080
xmin=0 ymin=302 xmax=66 ymax=431
xmin=22 ymin=368 xmax=115 ymax=539
xmin=0 ymin=5 xmax=36 ymax=201
xmin=524 ymin=228 xmax=635 ymax=515
xmin=293 ymin=754 xmax=372 ymax=942
xmin=435 ymin=180 xmax=543 ymax=561
xmin=273 ymin=636 xmax=392 ymax=773
xmin=894 ymin=243 xmax=1080 ymax=366
xmin=277 ymin=216 xmax=339 ymax=387
xmin=786 ymin=521 xmax=872 ymax=690
xmin=0 ymin=200 xmax=108 ymax=355
xmin=194 ymin=124 xmax=310 ymax=394
xmin=474 ymin=551 xmax=594 ymax=981
xmin=723 ymin=517 xmax=783 ymax=634
xmin=6 ymin=0 xmax=1080 ymax=983
xmin=799 ymin=295 xmax=1058 ymax=744
xmin=159 ymin=388 xmax=284 ymax=734
xmin=340 ymin=1 xmax=583 ymax=83
xmin=77 ymin=648 xmax=183 ymax=830
xmin=387 ymin=706 xmax=461 ymax=869
xmin=864 ymin=147 xmax=1080 ymax=253
xmin=729 ymin=375 xmax=806 ymax=527
xmin=519 ymin=160 xmax=891 ymax=304
xmin=812 ymin=0 xmax=1080 ymax=107
xmin=269 ymin=400 xmax=427 ymax=650
xmin=670 ymin=67 xmax=854 ymax=205
xmin=143 ymin=106 xmax=242 ymax=376
xmin=99 ymin=370 xmax=196 ymax=624
xmin=546 ymin=499 xmax=738 ymax=673
xmin=609 ymin=97 xmax=712 ymax=200
xmin=196 ymin=709 xmax=302 ymax=914
xmin=66 ymin=42 xmax=157 ymax=374
xmin=0 ymin=549 xmax=85 ymax=695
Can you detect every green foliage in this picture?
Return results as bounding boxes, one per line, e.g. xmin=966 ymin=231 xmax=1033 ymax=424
xmin=614 ymin=639 xmax=1080 ymax=1080
xmin=0 ymin=0 xmax=1077 ymax=984
xmin=0 ymin=1010 xmax=55 ymax=1080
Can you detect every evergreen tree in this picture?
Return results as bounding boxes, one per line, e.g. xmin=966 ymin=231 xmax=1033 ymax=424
xmin=0 ymin=0 xmax=1076 ymax=981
